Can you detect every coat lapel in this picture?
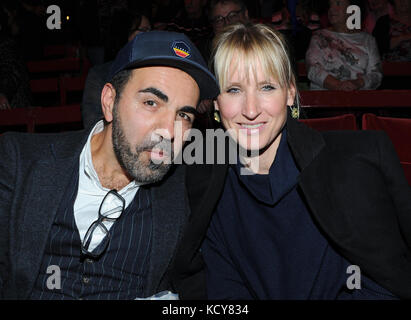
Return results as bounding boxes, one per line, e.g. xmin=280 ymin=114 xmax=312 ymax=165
xmin=144 ymin=165 xmax=188 ymax=296
xmin=287 ymin=117 xmax=357 ymax=252
xmin=13 ymin=130 xmax=89 ymax=298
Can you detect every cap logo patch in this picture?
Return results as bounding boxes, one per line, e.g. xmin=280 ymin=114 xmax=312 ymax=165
xmin=172 ymin=41 xmax=191 ymax=58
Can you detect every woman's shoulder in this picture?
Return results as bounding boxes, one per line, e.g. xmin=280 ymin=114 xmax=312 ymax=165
xmin=320 ymin=130 xmax=392 ymax=155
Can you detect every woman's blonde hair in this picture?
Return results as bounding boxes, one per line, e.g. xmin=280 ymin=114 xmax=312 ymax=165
xmin=211 ymin=22 xmax=300 ymax=110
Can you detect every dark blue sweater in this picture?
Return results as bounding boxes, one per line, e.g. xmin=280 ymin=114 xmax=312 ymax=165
xmin=202 ymin=128 xmax=396 ymax=299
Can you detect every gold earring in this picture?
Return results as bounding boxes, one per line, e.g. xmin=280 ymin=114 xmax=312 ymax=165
xmin=214 ymin=110 xmax=221 ymax=123
xmin=290 ymin=105 xmax=299 ymax=119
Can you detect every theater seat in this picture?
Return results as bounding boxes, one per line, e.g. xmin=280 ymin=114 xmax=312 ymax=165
xmin=59 ymin=75 xmax=87 ymax=105
xmin=299 ymin=114 xmax=358 ymax=131
xmin=362 ymin=113 xmax=411 ymax=186
xmin=0 ymin=108 xmax=35 ymax=132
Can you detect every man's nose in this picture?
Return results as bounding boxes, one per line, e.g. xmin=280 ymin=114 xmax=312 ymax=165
xmin=158 ymin=111 xmax=176 ymax=142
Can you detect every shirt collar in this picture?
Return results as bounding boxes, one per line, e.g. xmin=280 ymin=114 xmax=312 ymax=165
xmin=82 ymin=120 xmax=139 ymax=193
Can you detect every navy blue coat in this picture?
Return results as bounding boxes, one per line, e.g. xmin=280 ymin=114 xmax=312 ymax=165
xmin=172 ymin=114 xmax=411 ymax=299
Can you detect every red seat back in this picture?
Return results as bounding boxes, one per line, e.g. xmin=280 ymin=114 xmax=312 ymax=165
xmin=299 ymin=114 xmax=358 ymax=131
xmin=362 ymin=113 xmax=411 ymax=161
xmin=362 ymin=113 xmax=411 ymax=185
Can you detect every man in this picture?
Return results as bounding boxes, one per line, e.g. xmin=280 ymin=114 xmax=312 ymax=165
xmin=0 ymin=31 xmax=219 ymax=299
xmin=196 ymin=0 xmax=249 ymax=64
xmin=209 ymin=0 xmax=248 ymax=35
xmin=82 ymin=11 xmax=152 ymax=128
xmin=166 ymin=0 xmax=212 ymax=59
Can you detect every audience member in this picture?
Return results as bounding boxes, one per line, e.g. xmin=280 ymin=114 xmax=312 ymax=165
xmin=272 ymin=0 xmax=313 ymax=61
xmin=197 ymin=0 xmax=249 ymax=63
xmin=297 ymin=0 xmax=322 ymax=31
xmin=76 ymin=0 xmax=105 ymax=66
xmin=209 ymin=0 xmax=249 ymax=35
xmin=151 ymin=0 xmax=184 ymax=29
xmin=0 ymin=3 xmax=31 ymax=109
xmin=373 ymin=0 xmax=411 ymax=61
xmin=165 ymin=0 xmax=212 ymax=52
xmin=105 ymin=11 xmax=152 ymax=61
xmin=364 ymin=0 xmax=394 ymax=34
xmin=306 ymin=0 xmax=382 ymax=90
xmin=271 ymin=0 xmax=292 ymax=30
xmin=82 ymin=12 xmax=152 ymax=128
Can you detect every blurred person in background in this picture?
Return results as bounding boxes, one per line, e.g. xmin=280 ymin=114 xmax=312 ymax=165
xmin=166 ymin=0 xmax=212 ymax=53
xmin=81 ymin=12 xmax=152 ymax=128
xmin=373 ymin=0 xmax=411 ymax=61
xmin=305 ymin=0 xmax=382 ymax=90
xmin=197 ymin=0 xmax=249 ymax=67
xmin=0 ymin=2 xmax=31 ymax=110
xmin=364 ymin=0 xmax=394 ymax=34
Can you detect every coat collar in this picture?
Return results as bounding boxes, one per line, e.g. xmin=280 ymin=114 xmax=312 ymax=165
xmin=144 ymin=164 xmax=189 ymax=297
xmin=15 ymin=129 xmax=91 ymax=298
xmin=286 ymin=112 xmax=326 ymax=172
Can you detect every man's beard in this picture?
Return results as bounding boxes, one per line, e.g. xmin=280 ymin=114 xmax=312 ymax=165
xmin=111 ymin=104 xmax=173 ymax=184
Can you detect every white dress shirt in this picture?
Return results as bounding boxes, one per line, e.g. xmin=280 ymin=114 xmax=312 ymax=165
xmin=73 ymin=120 xmax=139 ymax=251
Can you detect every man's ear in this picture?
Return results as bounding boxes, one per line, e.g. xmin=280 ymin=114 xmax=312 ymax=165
xmin=101 ymin=83 xmax=116 ymax=123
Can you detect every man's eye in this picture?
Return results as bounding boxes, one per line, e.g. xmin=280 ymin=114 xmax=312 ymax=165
xmin=144 ymin=100 xmax=157 ymax=107
xmin=178 ymin=112 xmax=193 ymax=122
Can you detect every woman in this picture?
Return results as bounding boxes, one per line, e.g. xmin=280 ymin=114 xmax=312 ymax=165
xmin=373 ymin=0 xmax=411 ymax=61
xmin=305 ymin=0 xmax=382 ymax=90
xmin=364 ymin=0 xmax=393 ymax=34
xmin=172 ymin=22 xmax=411 ymax=300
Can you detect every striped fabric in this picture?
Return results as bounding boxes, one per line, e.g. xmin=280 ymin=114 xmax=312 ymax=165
xmin=30 ymin=171 xmax=152 ymax=300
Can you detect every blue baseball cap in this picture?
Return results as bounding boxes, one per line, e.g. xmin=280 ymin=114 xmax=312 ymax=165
xmin=107 ymin=31 xmax=219 ymax=100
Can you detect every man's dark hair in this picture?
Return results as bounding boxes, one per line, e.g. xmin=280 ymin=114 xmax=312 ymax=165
xmin=110 ymin=69 xmax=133 ymax=105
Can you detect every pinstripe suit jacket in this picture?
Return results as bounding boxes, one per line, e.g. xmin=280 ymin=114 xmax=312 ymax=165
xmin=0 ymin=128 xmax=190 ymax=299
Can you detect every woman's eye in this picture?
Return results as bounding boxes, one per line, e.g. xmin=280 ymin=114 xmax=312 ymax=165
xmin=262 ymin=84 xmax=275 ymax=91
xmin=226 ymin=87 xmax=240 ymax=94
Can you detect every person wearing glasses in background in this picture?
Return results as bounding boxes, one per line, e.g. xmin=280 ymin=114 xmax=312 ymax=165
xmin=0 ymin=30 xmax=219 ymax=300
xmin=81 ymin=11 xmax=152 ymax=129
xmin=197 ymin=0 xmax=249 ymax=64
xmin=196 ymin=0 xmax=250 ymax=118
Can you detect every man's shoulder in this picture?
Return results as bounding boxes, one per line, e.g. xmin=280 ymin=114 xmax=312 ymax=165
xmin=0 ymin=129 xmax=89 ymax=159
